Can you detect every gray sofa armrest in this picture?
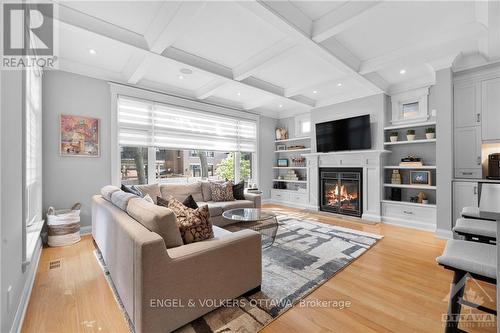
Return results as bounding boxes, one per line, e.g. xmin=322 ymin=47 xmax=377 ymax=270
xmin=244 ymin=192 xmax=261 ymax=208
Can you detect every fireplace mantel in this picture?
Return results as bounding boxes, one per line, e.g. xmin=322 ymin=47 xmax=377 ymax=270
xmin=304 ymin=149 xmax=386 ymax=222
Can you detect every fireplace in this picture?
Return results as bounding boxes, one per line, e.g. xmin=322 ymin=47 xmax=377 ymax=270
xmin=320 ymin=168 xmax=363 ymax=217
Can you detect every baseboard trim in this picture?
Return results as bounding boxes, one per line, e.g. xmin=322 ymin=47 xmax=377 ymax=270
xmin=80 ymin=225 xmax=92 ymax=235
xmin=382 ymin=216 xmax=436 ymax=232
xmin=435 ymin=228 xmax=453 ymax=239
xmin=12 ymin=237 xmax=42 ymax=333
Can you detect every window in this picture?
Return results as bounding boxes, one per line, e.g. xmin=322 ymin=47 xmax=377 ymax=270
xmin=24 ymin=66 xmax=43 ymax=265
xmin=117 ymin=95 xmax=257 ymax=186
xmin=295 ymin=114 xmax=311 ymax=137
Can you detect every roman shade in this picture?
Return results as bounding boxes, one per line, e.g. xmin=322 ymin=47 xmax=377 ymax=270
xmin=117 ymin=96 xmax=257 ymax=152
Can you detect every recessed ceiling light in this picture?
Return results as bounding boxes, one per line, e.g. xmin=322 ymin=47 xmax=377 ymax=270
xmin=178 ymin=75 xmax=184 ymax=80
xmin=400 ymin=69 xmax=406 ymax=74
xmin=237 ymin=92 xmax=241 ymax=96
xmin=278 ymin=104 xmax=283 ymax=108
xmin=180 ymin=68 xmax=193 ymax=75
xmin=88 ymin=49 xmax=97 ymax=55
xmin=337 ymin=83 xmax=342 ymax=87
xmin=313 ymin=90 xmax=318 ymax=94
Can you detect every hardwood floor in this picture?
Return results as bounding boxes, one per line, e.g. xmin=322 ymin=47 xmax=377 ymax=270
xmin=22 ymin=204 xmax=496 ymax=333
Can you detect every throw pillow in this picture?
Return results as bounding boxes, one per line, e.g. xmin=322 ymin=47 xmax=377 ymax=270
xmin=143 ymin=194 xmax=155 ymax=204
xmin=232 ymin=181 xmax=245 ymax=200
xmin=167 ymin=198 xmax=213 ymax=244
xmin=178 ymin=205 xmax=213 ymax=244
xmin=156 ymin=194 xmax=198 ymax=209
xmin=133 ymin=183 xmax=161 ymax=204
xmin=121 ymin=184 xmax=142 ymax=197
xmin=210 ymin=181 xmax=235 ymax=202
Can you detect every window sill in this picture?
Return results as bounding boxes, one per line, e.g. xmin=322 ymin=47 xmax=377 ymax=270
xmin=23 ymin=219 xmax=44 ymax=268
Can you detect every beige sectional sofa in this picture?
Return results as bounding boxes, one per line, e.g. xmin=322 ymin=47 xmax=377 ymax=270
xmin=91 ymin=182 xmax=262 ymax=333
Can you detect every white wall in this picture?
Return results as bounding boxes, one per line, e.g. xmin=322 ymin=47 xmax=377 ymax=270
xmin=43 ymin=71 xmax=111 ymax=229
xmin=43 ymin=71 xmax=276 ymax=224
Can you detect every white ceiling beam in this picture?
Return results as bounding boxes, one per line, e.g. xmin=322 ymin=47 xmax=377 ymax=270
xmin=145 ymin=1 xmax=207 ymax=54
xmin=312 ymin=1 xmax=383 ymax=43
xmin=51 ymin=10 xmax=314 ymax=110
xmin=359 ymin=22 xmax=488 ymax=74
xmin=195 ymin=81 xmax=227 ymax=100
xmin=243 ymin=96 xmax=276 ymax=111
xmin=232 ymin=39 xmax=296 ymax=81
xmin=237 ymin=1 xmax=383 ymax=94
xmin=122 ymin=53 xmax=156 ymax=84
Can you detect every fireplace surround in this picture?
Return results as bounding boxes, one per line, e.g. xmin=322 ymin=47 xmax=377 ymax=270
xmin=320 ymin=168 xmax=363 ymax=217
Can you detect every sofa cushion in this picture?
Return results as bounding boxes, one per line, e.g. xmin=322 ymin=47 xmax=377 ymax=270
xmin=121 ymin=184 xmax=142 ymax=197
xmin=213 ymin=225 xmax=232 ymax=238
xmin=101 ymin=185 xmax=120 ymax=201
xmin=111 ymin=190 xmax=138 ymax=211
xmin=197 ymin=202 xmax=223 ymax=217
xmin=126 ymin=198 xmax=183 ymax=248
xmin=200 ymin=181 xmax=212 ymax=201
xmin=210 ymin=181 xmax=235 ymax=202
xmin=208 ymin=200 xmax=255 ymax=212
xmin=133 ymin=183 xmax=161 ymax=204
xmin=160 ymin=182 xmax=203 ymax=202
xmin=157 ymin=195 xmax=199 ymax=210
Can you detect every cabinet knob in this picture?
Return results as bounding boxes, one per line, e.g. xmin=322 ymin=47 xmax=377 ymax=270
xmin=477 ymin=156 xmax=481 ymax=165
xmin=477 ymin=113 xmax=481 ymax=123
xmin=474 ymin=186 xmax=478 ymax=195
xmin=403 ymin=210 xmax=413 ymax=215
xmin=462 ymin=172 xmax=473 ymax=176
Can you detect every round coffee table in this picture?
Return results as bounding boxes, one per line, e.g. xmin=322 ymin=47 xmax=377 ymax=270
xmin=222 ymin=208 xmax=278 ymax=248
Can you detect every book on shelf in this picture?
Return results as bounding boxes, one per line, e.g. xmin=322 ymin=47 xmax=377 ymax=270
xmin=399 ymin=161 xmax=424 ymax=167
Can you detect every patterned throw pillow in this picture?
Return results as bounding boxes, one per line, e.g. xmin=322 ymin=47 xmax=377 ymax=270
xmin=210 ymin=181 xmax=235 ymax=202
xmin=167 ymin=198 xmax=213 ymax=244
xmin=157 ymin=195 xmax=198 ymax=209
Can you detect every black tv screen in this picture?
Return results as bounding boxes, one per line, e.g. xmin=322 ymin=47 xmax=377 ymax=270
xmin=316 ymin=115 xmax=372 ymax=152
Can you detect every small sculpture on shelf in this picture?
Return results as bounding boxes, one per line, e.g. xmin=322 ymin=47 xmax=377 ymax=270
xmin=416 ymin=191 xmax=426 ymax=204
xmin=399 ymin=155 xmax=423 ymax=167
xmin=391 ymin=170 xmax=402 ymax=184
xmin=275 ymin=128 xmax=288 ymax=140
xmin=291 ymin=156 xmax=306 ymax=167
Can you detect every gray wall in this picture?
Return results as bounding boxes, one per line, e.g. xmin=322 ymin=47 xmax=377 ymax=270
xmin=433 ymin=68 xmax=454 ymax=236
xmin=258 ymin=116 xmax=277 ymax=199
xmin=1 ymin=71 xmax=41 ymax=333
xmin=310 ymin=93 xmax=387 ymax=152
xmin=43 ymin=71 xmax=111 ymax=228
xmin=43 ymin=71 xmax=276 ymax=224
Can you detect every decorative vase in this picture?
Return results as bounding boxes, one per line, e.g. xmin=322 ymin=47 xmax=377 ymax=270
xmin=406 ymin=134 xmax=416 ymax=141
xmin=390 ymin=136 xmax=398 ymax=142
xmin=425 ymin=133 xmax=435 ymax=139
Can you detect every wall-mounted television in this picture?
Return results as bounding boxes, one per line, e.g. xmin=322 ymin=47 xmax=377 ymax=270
xmin=315 ymin=115 xmax=372 ymax=153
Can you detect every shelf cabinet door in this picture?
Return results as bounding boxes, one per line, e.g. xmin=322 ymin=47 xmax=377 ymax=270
xmin=454 ymin=81 xmax=480 ymax=128
xmin=453 ymin=181 xmax=479 ymax=224
xmin=454 ymin=126 xmax=482 ymax=177
xmin=481 ymin=77 xmax=500 ymax=141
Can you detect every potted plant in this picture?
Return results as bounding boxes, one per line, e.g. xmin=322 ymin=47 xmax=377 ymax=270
xmin=425 ymin=127 xmax=435 ymax=139
xmin=389 ymin=131 xmax=398 ymax=142
xmin=406 ymin=129 xmax=416 ymax=141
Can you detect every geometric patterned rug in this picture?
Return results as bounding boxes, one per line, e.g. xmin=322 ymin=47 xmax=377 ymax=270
xmin=96 ymin=216 xmax=382 ymax=333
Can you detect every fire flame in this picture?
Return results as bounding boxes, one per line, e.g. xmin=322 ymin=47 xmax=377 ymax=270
xmin=326 ymin=184 xmax=358 ymax=209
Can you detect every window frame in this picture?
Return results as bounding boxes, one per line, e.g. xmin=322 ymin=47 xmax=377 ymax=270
xmin=110 ymin=83 xmax=259 ymax=187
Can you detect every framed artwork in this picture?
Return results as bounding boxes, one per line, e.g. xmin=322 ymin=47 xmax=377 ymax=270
xmin=60 ymin=115 xmax=100 ymax=157
xmin=276 ymin=144 xmax=286 ymax=151
xmin=409 ymin=171 xmax=431 ymax=185
xmin=277 ymin=159 xmax=288 ymax=167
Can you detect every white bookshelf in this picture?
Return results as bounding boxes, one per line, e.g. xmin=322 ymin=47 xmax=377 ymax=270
xmin=383 ymin=121 xmax=436 ymax=131
xmin=273 ymin=148 xmax=311 ymax=153
xmin=384 ymin=165 xmax=436 ymax=169
xmin=274 ymin=136 xmax=311 ymax=143
xmin=383 ymin=183 xmax=436 ymax=190
xmin=384 ymin=138 xmax=436 ymax=146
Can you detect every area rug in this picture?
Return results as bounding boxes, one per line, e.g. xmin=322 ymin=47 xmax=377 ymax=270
xmin=95 ymin=215 xmax=382 ymax=333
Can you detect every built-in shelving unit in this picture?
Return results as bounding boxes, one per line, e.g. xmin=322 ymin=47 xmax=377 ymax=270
xmin=272 ymin=135 xmax=310 ymax=206
xmin=384 ymin=138 xmax=436 ymax=146
xmin=381 ymin=109 xmax=437 ymax=231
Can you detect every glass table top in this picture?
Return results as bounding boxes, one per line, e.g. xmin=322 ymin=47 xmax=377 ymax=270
xmin=222 ymin=208 xmax=277 ymax=222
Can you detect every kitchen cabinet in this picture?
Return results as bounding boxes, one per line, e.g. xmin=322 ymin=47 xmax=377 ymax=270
xmin=481 ymin=77 xmax=500 ymax=141
xmin=454 ymin=126 xmax=482 ymax=178
xmin=454 ymin=81 xmax=480 ymax=128
xmin=453 ymin=181 xmax=479 ymax=224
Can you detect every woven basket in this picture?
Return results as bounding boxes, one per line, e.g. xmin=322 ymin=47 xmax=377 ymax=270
xmin=47 ymin=203 xmax=81 ymax=247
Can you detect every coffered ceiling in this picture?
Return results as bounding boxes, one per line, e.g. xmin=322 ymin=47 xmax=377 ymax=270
xmin=50 ymin=0 xmax=500 ymax=118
